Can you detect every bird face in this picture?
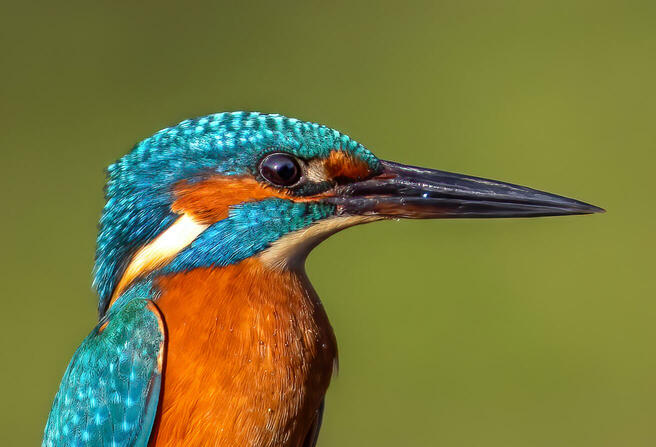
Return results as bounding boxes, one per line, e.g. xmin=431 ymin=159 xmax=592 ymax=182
xmin=94 ymin=112 xmax=602 ymax=316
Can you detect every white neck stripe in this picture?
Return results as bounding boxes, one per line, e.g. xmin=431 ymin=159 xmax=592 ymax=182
xmin=112 ymin=213 xmax=209 ymax=299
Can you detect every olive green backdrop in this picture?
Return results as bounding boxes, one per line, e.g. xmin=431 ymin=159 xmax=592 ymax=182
xmin=2 ymin=1 xmax=654 ymax=446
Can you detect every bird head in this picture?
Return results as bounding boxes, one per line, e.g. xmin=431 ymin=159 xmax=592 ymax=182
xmin=94 ymin=112 xmax=602 ymax=317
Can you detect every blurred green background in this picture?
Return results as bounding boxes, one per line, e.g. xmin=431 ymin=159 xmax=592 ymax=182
xmin=1 ymin=1 xmax=655 ymax=446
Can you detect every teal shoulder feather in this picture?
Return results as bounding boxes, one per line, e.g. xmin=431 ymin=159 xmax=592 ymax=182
xmin=42 ymin=298 xmax=165 ymax=447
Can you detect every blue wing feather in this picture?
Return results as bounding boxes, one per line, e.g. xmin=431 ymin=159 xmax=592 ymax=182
xmin=43 ymin=299 xmax=165 ymax=447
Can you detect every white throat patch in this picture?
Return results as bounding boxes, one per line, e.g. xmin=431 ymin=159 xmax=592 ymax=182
xmin=258 ymin=215 xmax=382 ymax=270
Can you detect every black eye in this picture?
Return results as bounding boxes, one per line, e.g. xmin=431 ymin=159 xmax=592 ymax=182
xmin=259 ymin=153 xmax=302 ymax=187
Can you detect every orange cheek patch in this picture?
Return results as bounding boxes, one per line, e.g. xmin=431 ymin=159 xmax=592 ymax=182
xmin=172 ymin=176 xmax=293 ymax=224
xmin=324 ymin=150 xmax=372 ymax=182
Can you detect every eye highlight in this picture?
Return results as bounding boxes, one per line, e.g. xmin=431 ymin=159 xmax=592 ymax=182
xmin=259 ymin=153 xmax=302 ymax=187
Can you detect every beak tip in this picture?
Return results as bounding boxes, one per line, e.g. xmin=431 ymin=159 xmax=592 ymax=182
xmin=575 ymin=202 xmax=605 ymax=215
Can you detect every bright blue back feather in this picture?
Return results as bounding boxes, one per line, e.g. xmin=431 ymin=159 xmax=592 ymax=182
xmin=43 ymin=289 xmax=164 ymax=447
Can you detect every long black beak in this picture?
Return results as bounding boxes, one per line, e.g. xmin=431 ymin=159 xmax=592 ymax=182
xmin=327 ymin=160 xmax=604 ymax=218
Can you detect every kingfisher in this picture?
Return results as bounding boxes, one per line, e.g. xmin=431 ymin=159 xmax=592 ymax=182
xmin=42 ymin=111 xmax=602 ymax=447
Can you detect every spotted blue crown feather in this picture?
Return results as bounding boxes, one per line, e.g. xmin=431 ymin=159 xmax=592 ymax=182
xmin=93 ymin=111 xmax=379 ymax=317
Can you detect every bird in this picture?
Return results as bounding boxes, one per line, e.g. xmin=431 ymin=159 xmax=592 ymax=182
xmin=42 ymin=111 xmax=603 ymax=447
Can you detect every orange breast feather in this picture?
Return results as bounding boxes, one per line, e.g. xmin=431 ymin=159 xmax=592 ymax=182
xmin=147 ymin=258 xmax=337 ymax=447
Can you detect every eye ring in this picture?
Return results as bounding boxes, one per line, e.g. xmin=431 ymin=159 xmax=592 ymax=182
xmin=258 ymin=152 xmax=302 ymax=187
